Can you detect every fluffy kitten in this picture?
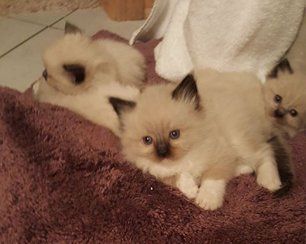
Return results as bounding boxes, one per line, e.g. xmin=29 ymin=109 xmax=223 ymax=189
xmin=110 ymin=72 xmax=287 ymax=210
xmin=33 ymin=78 xmax=139 ymax=136
xmin=42 ymin=22 xmax=146 ymax=95
xmin=264 ymin=71 xmax=306 ymax=138
xmin=33 ymin=22 xmax=144 ymax=135
xmin=264 ymin=14 xmax=306 ymax=138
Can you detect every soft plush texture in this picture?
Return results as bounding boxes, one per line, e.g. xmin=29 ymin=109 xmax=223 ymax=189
xmin=0 ymin=31 xmax=305 ymax=243
xmin=131 ymin=0 xmax=305 ymax=81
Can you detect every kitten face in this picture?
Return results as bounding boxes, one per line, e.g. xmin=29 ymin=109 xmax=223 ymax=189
xmin=42 ymin=22 xmax=116 ymax=95
xmin=110 ymin=75 xmax=204 ymax=167
xmin=265 ymin=72 xmax=306 ymax=137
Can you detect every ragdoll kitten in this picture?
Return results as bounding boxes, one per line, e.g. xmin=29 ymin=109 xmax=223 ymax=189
xmin=264 ymin=71 xmax=306 ymax=138
xmin=42 ymin=22 xmax=146 ymax=95
xmin=33 ymin=78 xmax=139 ymax=136
xmin=110 ymin=72 xmax=287 ymax=210
xmin=33 ymin=22 xmax=145 ymax=135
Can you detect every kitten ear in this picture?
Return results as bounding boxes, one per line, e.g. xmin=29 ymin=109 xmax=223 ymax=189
xmin=172 ymin=74 xmax=200 ymax=110
xmin=109 ymin=97 xmax=136 ymax=117
xmin=63 ymin=64 xmax=86 ymax=84
xmin=64 ymin=22 xmax=82 ymax=34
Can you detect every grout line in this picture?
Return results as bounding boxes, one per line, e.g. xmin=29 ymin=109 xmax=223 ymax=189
xmin=0 ymin=8 xmax=78 ymax=59
xmin=48 ymin=7 xmax=78 ymax=26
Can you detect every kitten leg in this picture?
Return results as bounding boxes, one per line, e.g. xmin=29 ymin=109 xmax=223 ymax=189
xmin=32 ymin=79 xmax=40 ymax=96
xmin=256 ymin=147 xmax=282 ymax=192
xmin=234 ymin=164 xmax=254 ymax=177
xmin=196 ymin=178 xmax=226 ymax=211
xmin=32 ymin=78 xmax=59 ymax=102
xmin=176 ymin=173 xmax=199 ymax=199
xmin=269 ymin=136 xmax=293 ymax=197
xmin=196 ymin=161 xmax=235 ymax=210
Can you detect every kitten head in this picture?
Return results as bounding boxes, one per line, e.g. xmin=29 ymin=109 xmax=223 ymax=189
xmin=42 ymin=22 xmax=117 ymax=95
xmin=265 ymin=72 xmax=306 ymax=138
xmin=109 ymin=75 xmax=204 ymax=168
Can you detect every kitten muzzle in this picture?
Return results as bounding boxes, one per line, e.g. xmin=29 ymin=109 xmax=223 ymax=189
xmin=274 ymin=108 xmax=286 ymax=118
xmin=156 ymin=142 xmax=170 ymax=158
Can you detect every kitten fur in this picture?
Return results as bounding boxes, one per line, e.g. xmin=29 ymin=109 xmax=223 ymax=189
xmin=264 ymin=71 xmax=306 ymax=138
xmin=112 ymin=71 xmax=288 ymax=210
xmin=42 ymin=22 xmax=146 ymax=95
xmin=268 ymin=135 xmax=294 ymax=197
xmin=264 ymin=15 xmax=306 ymax=138
xmin=33 ymin=22 xmax=145 ymax=135
xmin=33 ymin=77 xmax=139 ymax=136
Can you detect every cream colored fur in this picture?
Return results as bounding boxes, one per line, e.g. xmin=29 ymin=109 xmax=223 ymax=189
xmin=120 ymin=71 xmax=283 ymax=210
xmin=43 ymin=29 xmax=145 ymax=95
xmin=33 ymin=78 xmax=139 ymax=136
xmin=33 ymin=24 xmax=145 ymax=135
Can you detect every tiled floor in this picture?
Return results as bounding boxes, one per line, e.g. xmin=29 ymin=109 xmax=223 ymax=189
xmin=0 ymin=7 xmax=144 ymax=91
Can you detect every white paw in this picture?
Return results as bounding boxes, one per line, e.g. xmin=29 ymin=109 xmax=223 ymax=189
xmin=195 ymin=192 xmax=223 ymax=210
xmin=32 ymin=79 xmax=41 ymax=96
xmin=256 ymin=161 xmax=281 ymax=192
xmin=195 ymin=179 xmax=225 ymax=211
xmin=176 ymin=173 xmax=198 ymax=199
xmin=235 ymin=165 xmax=254 ymax=177
xmin=257 ymin=173 xmax=281 ymax=191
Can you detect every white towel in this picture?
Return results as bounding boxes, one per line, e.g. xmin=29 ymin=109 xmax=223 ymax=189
xmin=130 ymin=0 xmax=305 ymax=82
xmin=185 ymin=0 xmax=305 ymax=81
xmin=154 ymin=0 xmax=192 ymax=81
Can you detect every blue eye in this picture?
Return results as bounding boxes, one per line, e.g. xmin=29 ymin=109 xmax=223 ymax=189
xmin=169 ymin=129 xmax=180 ymax=139
xmin=143 ymin=136 xmax=153 ymax=145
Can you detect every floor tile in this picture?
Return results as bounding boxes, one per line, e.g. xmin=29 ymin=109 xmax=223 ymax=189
xmin=53 ymin=7 xmax=144 ymax=39
xmin=0 ymin=28 xmax=62 ymax=92
xmin=0 ymin=16 xmax=43 ymax=56
xmin=8 ymin=9 xmax=72 ymax=26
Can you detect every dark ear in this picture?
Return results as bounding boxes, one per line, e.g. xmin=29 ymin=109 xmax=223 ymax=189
xmin=109 ymin=97 xmax=136 ymax=117
xmin=63 ymin=64 xmax=86 ymax=84
xmin=64 ymin=22 xmax=82 ymax=34
xmin=172 ymin=74 xmax=200 ymax=110
xmin=268 ymin=58 xmax=293 ymax=79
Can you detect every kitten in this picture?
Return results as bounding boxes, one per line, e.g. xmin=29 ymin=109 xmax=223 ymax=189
xmin=41 ymin=22 xmax=146 ymax=95
xmin=33 ymin=78 xmax=139 ymax=136
xmin=33 ymin=22 xmax=145 ymax=135
xmin=264 ymin=71 xmax=306 ymax=138
xmin=110 ymin=72 xmax=286 ymax=210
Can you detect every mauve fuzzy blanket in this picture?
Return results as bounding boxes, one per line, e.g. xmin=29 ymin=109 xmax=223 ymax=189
xmin=0 ymin=31 xmax=305 ymax=243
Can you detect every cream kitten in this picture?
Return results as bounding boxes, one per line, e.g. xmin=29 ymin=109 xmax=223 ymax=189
xmin=110 ymin=73 xmax=288 ymax=210
xmin=264 ymin=71 xmax=306 ymax=138
xmin=42 ymin=22 xmax=146 ymax=95
xmin=33 ymin=78 xmax=139 ymax=136
xmin=33 ymin=22 xmax=144 ymax=135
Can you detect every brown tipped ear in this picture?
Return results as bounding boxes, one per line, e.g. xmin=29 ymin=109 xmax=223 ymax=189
xmin=268 ymin=58 xmax=293 ymax=79
xmin=172 ymin=74 xmax=200 ymax=110
xmin=63 ymin=64 xmax=85 ymax=84
xmin=64 ymin=22 xmax=82 ymax=34
xmin=109 ymin=97 xmax=136 ymax=117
